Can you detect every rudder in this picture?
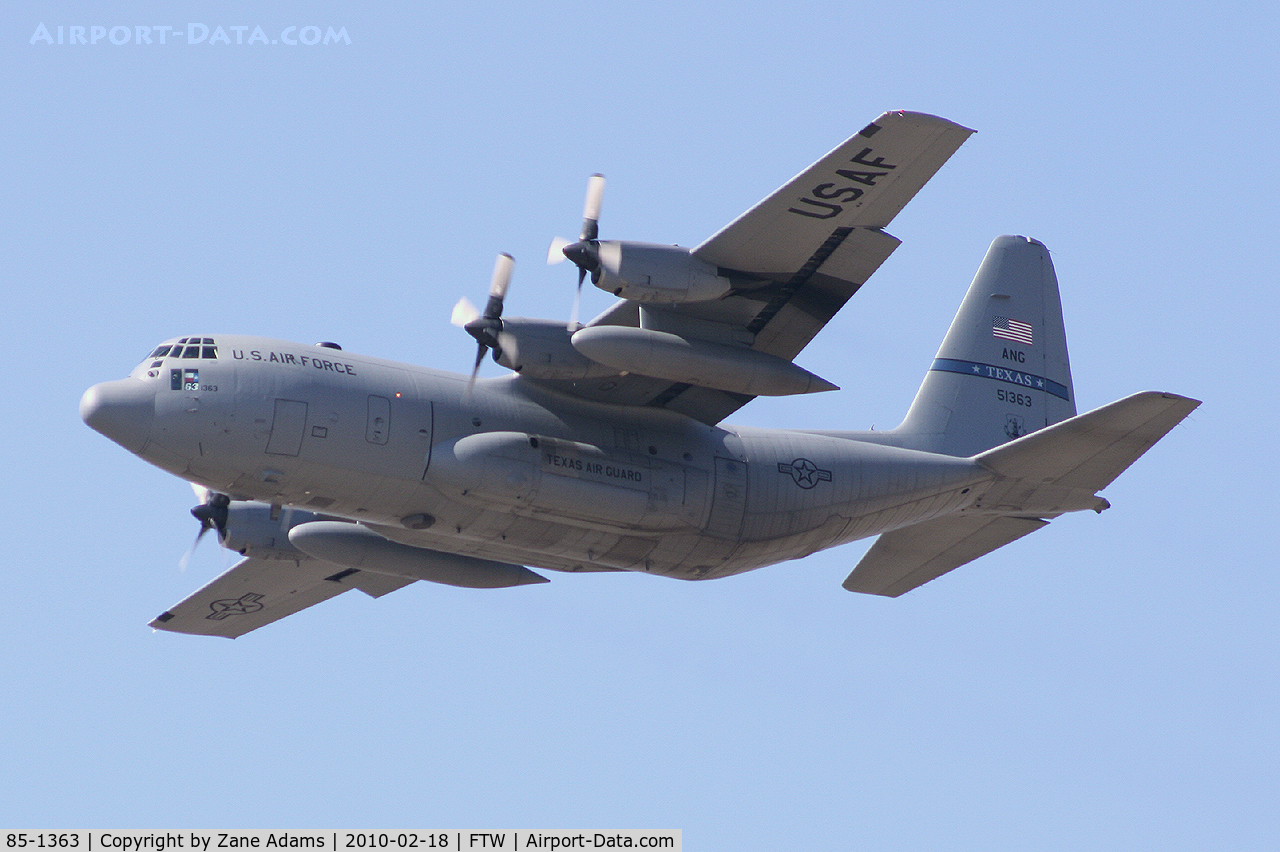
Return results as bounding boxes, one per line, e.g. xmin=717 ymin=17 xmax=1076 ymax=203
xmin=892 ymin=235 xmax=1076 ymax=456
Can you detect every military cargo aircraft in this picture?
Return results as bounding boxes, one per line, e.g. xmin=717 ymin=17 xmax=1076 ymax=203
xmin=81 ymin=111 xmax=1199 ymax=637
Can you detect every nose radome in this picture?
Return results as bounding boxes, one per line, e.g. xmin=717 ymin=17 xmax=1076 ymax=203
xmin=80 ymin=379 xmax=155 ymax=453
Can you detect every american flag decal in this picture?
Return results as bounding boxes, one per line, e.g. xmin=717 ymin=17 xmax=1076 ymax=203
xmin=992 ymin=315 xmax=1034 ymax=345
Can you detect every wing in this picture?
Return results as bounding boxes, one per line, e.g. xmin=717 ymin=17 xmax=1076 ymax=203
xmin=694 ymin=110 xmax=975 ymax=275
xmin=534 ymin=111 xmax=974 ymax=424
xmin=149 ymin=556 xmax=414 ymax=638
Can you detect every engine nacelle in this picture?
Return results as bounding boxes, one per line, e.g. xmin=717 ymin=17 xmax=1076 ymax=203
xmin=594 ymin=241 xmax=733 ymax=303
xmin=492 ymin=318 xmax=618 ymax=381
xmin=219 ymin=501 xmax=324 ymax=559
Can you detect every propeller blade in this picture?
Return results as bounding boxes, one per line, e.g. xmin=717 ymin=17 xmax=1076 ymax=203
xmin=580 ymin=173 xmax=605 ymax=241
xmin=489 ymin=252 xmax=514 ymax=302
xmin=179 ymin=525 xmax=208 ymax=573
xmin=570 ymin=268 xmax=584 ymax=330
xmin=451 ymin=297 xmax=480 ymax=327
xmin=478 ymin=252 xmax=514 ymax=323
xmin=458 ymin=252 xmax=514 ymax=383
xmin=549 ymin=175 xmax=604 ymax=327
xmin=468 ymin=341 xmax=487 ymax=389
xmin=182 ymin=488 xmax=229 ymax=571
xmin=547 ymin=236 xmax=572 ymax=265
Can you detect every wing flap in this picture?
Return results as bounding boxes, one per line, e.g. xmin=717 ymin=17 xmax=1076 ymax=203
xmin=843 ymin=515 xmax=1048 ymax=597
xmin=750 ymin=226 xmax=902 ymax=360
xmin=150 ymin=557 xmax=384 ymax=638
xmin=344 ymin=571 xmax=417 ymax=598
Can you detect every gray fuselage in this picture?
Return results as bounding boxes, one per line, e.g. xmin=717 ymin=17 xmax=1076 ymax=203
xmin=111 ymin=334 xmax=990 ymax=581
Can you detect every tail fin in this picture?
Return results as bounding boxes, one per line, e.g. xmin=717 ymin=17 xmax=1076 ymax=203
xmin=892 ymin=235 xmax=1076 ymax=456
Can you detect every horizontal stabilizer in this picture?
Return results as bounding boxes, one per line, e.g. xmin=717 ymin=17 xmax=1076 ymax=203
xmin=976 ymin=391 xmax=1200 ymax=492
xmin=843 ymin=515 xmax=1048 ymax=597
xmin=845 ymin=392 xmax=1199 ymax=597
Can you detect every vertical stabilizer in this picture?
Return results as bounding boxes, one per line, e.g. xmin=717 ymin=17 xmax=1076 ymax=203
xmin=893 ymin=235 xmax=1076 ymax=456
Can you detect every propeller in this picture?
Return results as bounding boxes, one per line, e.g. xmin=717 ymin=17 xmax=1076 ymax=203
xmin=451 ymin=252 xmax=514 ymax=385
xmin=548 ymin=173 xmax=605 ymax=328
xmin=181 ymin=484 xmax=230 ymax=571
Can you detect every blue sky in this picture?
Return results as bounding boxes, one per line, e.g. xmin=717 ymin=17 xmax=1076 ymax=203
xmin=4 ymin=1 xmax=1277 ymax=847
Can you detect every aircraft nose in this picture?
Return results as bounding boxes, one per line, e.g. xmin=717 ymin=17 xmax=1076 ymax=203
xmin=80 ymin=379 xmax=155 ymax=453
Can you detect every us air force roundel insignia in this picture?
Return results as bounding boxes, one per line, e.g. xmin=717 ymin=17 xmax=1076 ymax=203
xmin=207 ymin=593 xmax=265 ymax=620
xmin=777 ymin=458 xmax=833 ymax=489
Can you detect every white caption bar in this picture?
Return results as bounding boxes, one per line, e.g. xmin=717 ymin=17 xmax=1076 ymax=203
xmin=2 ymin=832 xmax=680 ymax=852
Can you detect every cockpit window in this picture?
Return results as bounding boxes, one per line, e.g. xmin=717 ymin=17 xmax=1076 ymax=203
xmin=146 ymin=339 xmax=217 ymax=362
